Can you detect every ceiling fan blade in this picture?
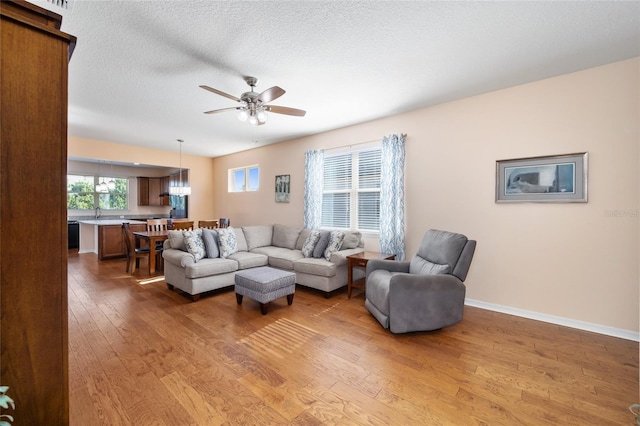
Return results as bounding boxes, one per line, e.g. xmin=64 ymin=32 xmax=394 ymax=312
xmin=204 ymin=107 xmax=239 ymax=115
xmin=257 ymin=86 xmax=285 ymax=103
xmin=200 ymin=85 xmax=241 ymax=102
xmin=267 ymin=105 xmax=306 ymax=117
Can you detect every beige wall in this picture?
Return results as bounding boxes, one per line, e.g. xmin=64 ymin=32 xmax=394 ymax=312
xmin=68 ymin=58 xmax=639 ymax=333
xmin=68 ymin=137 xmax=216 ymax=224
xmin=212 ymin=58 xmax=639 ymax=333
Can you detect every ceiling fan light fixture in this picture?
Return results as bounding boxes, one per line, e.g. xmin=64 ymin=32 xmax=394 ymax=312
xmin=201 ymin=76 xmax=305 ymax=126
xmin=256 ymin=109 xmax=267 ymax=123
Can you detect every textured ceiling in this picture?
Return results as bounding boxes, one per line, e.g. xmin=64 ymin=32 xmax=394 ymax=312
xmin=33 ymin=0 xmax=640 ymax=158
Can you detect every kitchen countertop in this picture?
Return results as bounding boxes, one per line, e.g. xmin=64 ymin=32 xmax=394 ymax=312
xmin=78 ymin=219 xmax=147 ymax=226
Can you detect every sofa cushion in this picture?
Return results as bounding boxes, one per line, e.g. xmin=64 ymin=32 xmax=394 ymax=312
xmin=227 ymin=251 xmax=269 ymax=269
xmin=301 ymin=230 xmax=320 ymax=257
xmin=272 ymin=224 xmax=301 ymax=249
xmin=251 ymin=246 xmax=304 ymax=270
xmin=242 ymin=225 xmax=273 ymax=250
xmin=295 ymin=228 xmax=311 ymax=250
xmin=234 ymin=227 xmax=248 ymax=252
xmin=342 ymin=231 xmax=362 ymax=249
xmin=201 ymin=228 xmax=219 ymax=258
xmin=168 ymin=230 xmax=186 ymax=251
xmin=313 ymin=231 xmax=331 ymax=258
xmin=324 ymin=230 xmax=345 ymax=260
xmin=183 ymin=229 xmax=206 ymax=262
xmin=184 ymin=257 xmax=238 ymax=279
xmin=217 ymin=227 xmax=238 ymax=258
xmin=293 ymin=257 xmax=337 ymax=277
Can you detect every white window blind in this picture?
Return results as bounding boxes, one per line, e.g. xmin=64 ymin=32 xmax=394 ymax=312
xmin=321 ymin=147 xmax=381 ymax=232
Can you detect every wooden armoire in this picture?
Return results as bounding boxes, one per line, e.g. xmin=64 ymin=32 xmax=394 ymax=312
xmin=0 ymin=1 xmax=76 ymax=424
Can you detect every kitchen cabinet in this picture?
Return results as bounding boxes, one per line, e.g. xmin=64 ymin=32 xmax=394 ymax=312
xmin=137 ymin=176 xmax=149 ymax=205
xmin=98 ymin=224 xmax=147 ymax=260
xmin=0 ymin=1 xmax=76 ymax=423
xmin=170 ymin=170 xmax=189 ymax=188
xmin=98 ymin=223 xmax=146 ymax=260
xmin=160 ymin=175 xmax=170 ymax=206
xmin=148 ymin=177 xmax=161 ymax=206
xmin=138 ymin=176 xmax=170 ymax=206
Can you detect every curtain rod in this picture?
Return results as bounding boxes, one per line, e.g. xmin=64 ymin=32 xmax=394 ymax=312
xmin=325 ymin=133 xmax=407 ymax=152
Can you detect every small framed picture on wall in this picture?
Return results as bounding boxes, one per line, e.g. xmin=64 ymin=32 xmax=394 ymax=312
xmin=275 ymin=174 xmax=290 ymax=203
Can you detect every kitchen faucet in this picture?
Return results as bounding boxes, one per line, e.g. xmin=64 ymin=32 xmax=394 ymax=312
xmin=95 ymin=206 xmax=101 ymax=219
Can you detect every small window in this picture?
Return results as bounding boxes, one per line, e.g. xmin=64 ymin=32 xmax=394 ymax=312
xmin=229 ymin=165 xmax=259 ymax=192
xmin=67 ymin=174 xmax=128 ymax=210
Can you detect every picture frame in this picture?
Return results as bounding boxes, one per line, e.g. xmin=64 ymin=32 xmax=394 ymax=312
xmin=275 ymin=174 xmax=290 ymax=203
xmin=496 ymin=152 xmax=588 ymax=203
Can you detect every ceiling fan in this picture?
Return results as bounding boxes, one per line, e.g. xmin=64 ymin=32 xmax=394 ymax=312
xmin=200 ymin=76 xmax=306 ymax=126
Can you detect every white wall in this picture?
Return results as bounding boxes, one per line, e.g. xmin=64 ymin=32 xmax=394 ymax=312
xmin=212 ymin=58 xmax=639 ymax=334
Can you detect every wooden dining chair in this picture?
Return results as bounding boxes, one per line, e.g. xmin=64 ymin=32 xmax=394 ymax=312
xmin=172 ymin=221 xmax=194 ymax=231
xmin=147 ymin=218 xmax=168 ymax=232
xmin=122 ymin=223 xmax=150 ymax=275
xmin=146 ymin=218 xmax=168 ymax=252
xmin=219 ymin=218 xmax=230 ymax=228
xmin=198 ymin=220 xmax=218 ymax=229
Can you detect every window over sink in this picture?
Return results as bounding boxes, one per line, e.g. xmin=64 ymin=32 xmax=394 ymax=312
xmin=67 ymin=174 xmax=129 ymax=210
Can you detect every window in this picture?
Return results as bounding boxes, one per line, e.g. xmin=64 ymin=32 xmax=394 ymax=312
xmin=67 ymin=174 xmax=128 ymax=210
xmin=321 ymin=147 xmax=381 ymax=232
xmin=228 ymin=165 xmax=259 ymax=192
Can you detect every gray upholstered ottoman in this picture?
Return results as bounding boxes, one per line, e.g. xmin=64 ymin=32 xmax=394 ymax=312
xmin=235 ymin=266 xmax=296 ymax=315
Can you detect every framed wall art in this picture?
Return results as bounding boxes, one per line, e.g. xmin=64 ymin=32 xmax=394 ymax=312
xmin=496 ymin=152 xmax=588 ymax=203
xmin=275 ymin=174 xmax=290 ymax=203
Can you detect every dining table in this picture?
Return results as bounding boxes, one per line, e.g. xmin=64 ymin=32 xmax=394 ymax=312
xmin=132 ymin=230 xmax=169 ymax=275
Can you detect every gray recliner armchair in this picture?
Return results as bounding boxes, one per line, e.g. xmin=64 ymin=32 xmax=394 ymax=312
xmin=365 ymin=229 xmax=476 ymax=333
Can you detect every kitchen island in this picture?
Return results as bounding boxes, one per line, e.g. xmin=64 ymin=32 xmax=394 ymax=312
xmin=78 ymin=219 xmax=147 ymax=260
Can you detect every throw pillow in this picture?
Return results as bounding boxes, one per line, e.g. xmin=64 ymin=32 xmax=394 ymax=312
xmin=183 ymin=229 xmax=206 ymax=262
xmin=202 ymin=228 xmax=219 ymax=259
xmin=312 ymin=231 xmax=331 ymax=258
xmin=341 ymin=231 xmax=362 ymax=249
xmin=301 ymin=230 xmax=321 ymax=258
xmin=167 ymin=230 xmax=186 ymax=251
xmin=324 ymin=230 xmax=345 ymax=261
xmin=217 ymin=227 xmax=238 ymax=258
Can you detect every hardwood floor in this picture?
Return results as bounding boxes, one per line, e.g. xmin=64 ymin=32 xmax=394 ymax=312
xmin=68 ymin=250 xmax=639 ymax=425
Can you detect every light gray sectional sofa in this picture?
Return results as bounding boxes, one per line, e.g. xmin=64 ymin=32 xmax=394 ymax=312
xmin=162 ymin=224 xmax=365 ymax=301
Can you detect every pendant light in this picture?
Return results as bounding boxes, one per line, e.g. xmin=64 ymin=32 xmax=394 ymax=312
xmin=95 ymin=160 xmax=108 ymax=193
xmin=169 ymin=139 xmax=191 ymax=196
xmin=107 ymin=161 xmax=116 ymax=191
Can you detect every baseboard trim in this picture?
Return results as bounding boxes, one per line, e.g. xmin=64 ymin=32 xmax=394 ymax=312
xmin=465 ymin=298 xmax=639 ymax=342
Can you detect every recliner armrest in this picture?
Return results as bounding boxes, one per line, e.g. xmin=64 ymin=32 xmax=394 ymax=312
xmin=366 ymin=259 xmax=410 ymax=278
xmin=387 ymin=273 xmax=466 ymax=333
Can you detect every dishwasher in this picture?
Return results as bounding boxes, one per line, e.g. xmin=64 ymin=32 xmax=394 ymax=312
xmin=67 ymin=220 xmax=79 ymax=249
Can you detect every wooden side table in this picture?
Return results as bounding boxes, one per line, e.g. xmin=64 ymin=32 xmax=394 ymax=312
xmin=347 ymin=251 xmax=396 ymax=298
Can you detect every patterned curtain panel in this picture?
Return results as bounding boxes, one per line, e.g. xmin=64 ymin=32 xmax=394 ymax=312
xmin=380 ymin=134 xmax=406 ymax=260
xmin=304 ymin=149 xmax=324 ymax=229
